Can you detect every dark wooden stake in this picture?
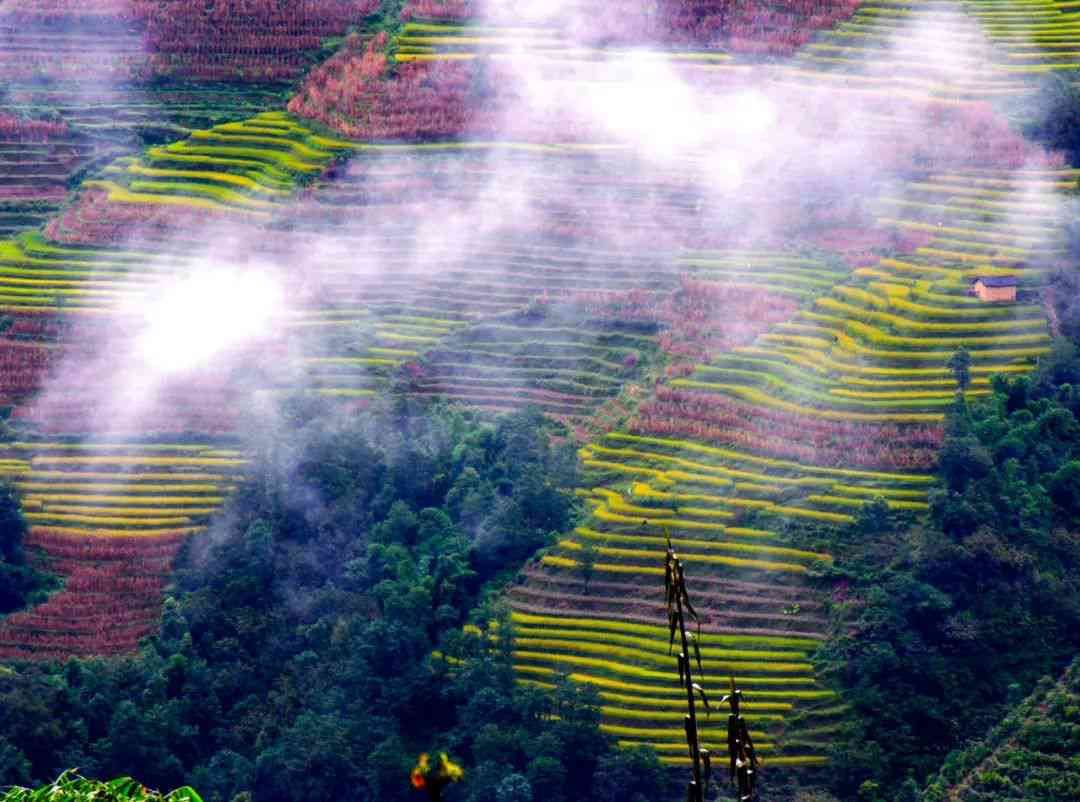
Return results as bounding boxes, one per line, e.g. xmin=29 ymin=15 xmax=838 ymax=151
xmin=666 ymin=535 xmax=712 ymax=802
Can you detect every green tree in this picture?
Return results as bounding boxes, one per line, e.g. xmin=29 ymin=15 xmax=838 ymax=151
xmin=591 ymin=747 xmax=666 ymax=802
xmin=524 ymin=756 xmax=565 ymax=802
xmin=825 ymin=349 xmax=1080 ymax=800
xmin=0 ymin=738 xmax=32 ymax=786
xmin=372 ymin=501 xmax=419 ymax=546
xmin=258 ymin=714 xmax=356 ymax=802
xmin=189 ymin=750 xmax=253 ymax=802
xmin=857 ymin=779 xmax=883 ymax=802
xmin=938 ymin=436 xmax=992 ymax=492
xmin=1049 ymin=460 xmax=1080 ymax=521
xmin=0 ymin=479 xmax=52 ymax=617
xmin=494 ymin=773 xmax=532 ymax=802
xmin=472 ymin=723 xmax=523 ymax=767
xmin=364 ymin=736 xmax=412 ymax=802
xmin=0 ymin=483 xmax=24 ymax=565
xmin=948 ymin=347 xmax=972 ymax=392
xmin=104 ymin=703 xmax=154 ymax=781
xmin=855 ymin=496 xmax=891 ymax=535
xmin=792 ymin=793 xmax=842 ymax=802
xmin=896 ymin=776 xmax=920 ymax=802
xmin=1023 ymin=73 xmax=1080 ymax=164
xmin=0 ymin=403 xmax=682 ymax=802
xmin=0 ymin=479 xmax=43 ymax=614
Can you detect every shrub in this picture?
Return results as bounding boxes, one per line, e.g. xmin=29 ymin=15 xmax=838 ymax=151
xmin=1048 ymin=460 xmax=1080 ymax=522
xmin=0 ymin=770 xmax=202 ymax=802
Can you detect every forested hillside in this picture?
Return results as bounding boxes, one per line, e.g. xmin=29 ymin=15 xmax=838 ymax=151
xmin=923 ymin=657 xmax=1080 ymax=802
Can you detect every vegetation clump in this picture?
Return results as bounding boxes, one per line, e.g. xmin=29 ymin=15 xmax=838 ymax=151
xmin=0 ymin=770 xmax=201 ymax=802
xmin=922 ymin=657 xmax=1080 ymax=802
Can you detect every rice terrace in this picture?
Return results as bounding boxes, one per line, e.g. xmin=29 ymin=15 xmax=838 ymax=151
xmin=0 ymin=2 xmax=1079 ymax=801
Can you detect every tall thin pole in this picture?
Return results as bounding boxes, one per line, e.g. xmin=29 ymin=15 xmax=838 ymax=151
xmin=674 ymin=561 xmax=703 ymax=802
xmin=667 ymin=538 xmax=710 ymax=802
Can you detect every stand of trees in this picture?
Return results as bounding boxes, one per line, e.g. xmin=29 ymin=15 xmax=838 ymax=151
xmin=1021 ymin=74 xmax=1080 ymax=167
xmin=0 ymin=483 xmax=57 ymax=616
xmin=0 ymin=399 xmax=676 ymax=802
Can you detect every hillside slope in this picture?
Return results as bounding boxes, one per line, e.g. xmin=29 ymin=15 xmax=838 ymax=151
xmin=922 ymin=657 xmax=1080 ymax=802
xmin=1 ymin=0 xmax=1080 ymax=797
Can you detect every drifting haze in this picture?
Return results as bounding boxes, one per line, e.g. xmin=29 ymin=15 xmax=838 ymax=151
xmin=18 ymin=1 xmax=1067 ymax=451
xmin=128 ymin=267 xmax=286 ymax=375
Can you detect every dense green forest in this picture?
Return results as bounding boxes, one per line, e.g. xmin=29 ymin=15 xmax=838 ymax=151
xmin=0 ymin=402 xmax=675 ymax=802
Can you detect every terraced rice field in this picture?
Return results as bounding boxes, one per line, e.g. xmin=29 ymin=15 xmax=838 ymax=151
xmin=684 ymin=171 xmax=1061 ymax=422
xmin=491 ymin=2 xmax=1069 ymax=770
xmin=393 ymin=22 xmax=739 ymax=65
xmin=0 ymin=94 xmax=291 ymax=240
xmin=0 ymin=0 xmax=378 ymax=84
xmin=0 ymin=233 xmax=178 ymax=313
xmin=0 ymin=137 xmax=103 ymax=239
xmin=0 ymin=107 xmax=352 ymax=307
xmin=783 ymin=0 xmax=1080 ymax=104
xmin=69 ymin=112 xmax=356 ymax=225
xmin=0 ymin=12 xmax=147 ymax=89
xmin=508 ymin=584 xmax=836 ymax=766
xmin=964 ymin=0 xmax=1080 ymax=77
xmin=0 ymin=441 xmax=244 ymax=660
xmin=398 ymin=0 xmax=862 ymax=56
xmin=272 ymin=144 xmax=686 ymax=396
xmin=503 ymin=160 xmax=1062 ymax=763
xmin=403 ymin=0 xmax=1080 ymax=97
xmin=678 ymin=252 xmax=851 ymax=302
xmin=3 ymin=84 xmax=288 ymax=145
xmin=0 ymin=9 xmax=293 ymax=237
xmin=408 ymin=313 xmax=660 ymax=421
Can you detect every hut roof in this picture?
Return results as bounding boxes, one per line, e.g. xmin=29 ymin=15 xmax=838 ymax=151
xmin=974 ymin=276 xmax=1018 ymax=288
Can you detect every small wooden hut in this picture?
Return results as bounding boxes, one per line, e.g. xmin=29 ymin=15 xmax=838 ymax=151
xmin=971 ymin=276 xmax=1017 ymax=303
